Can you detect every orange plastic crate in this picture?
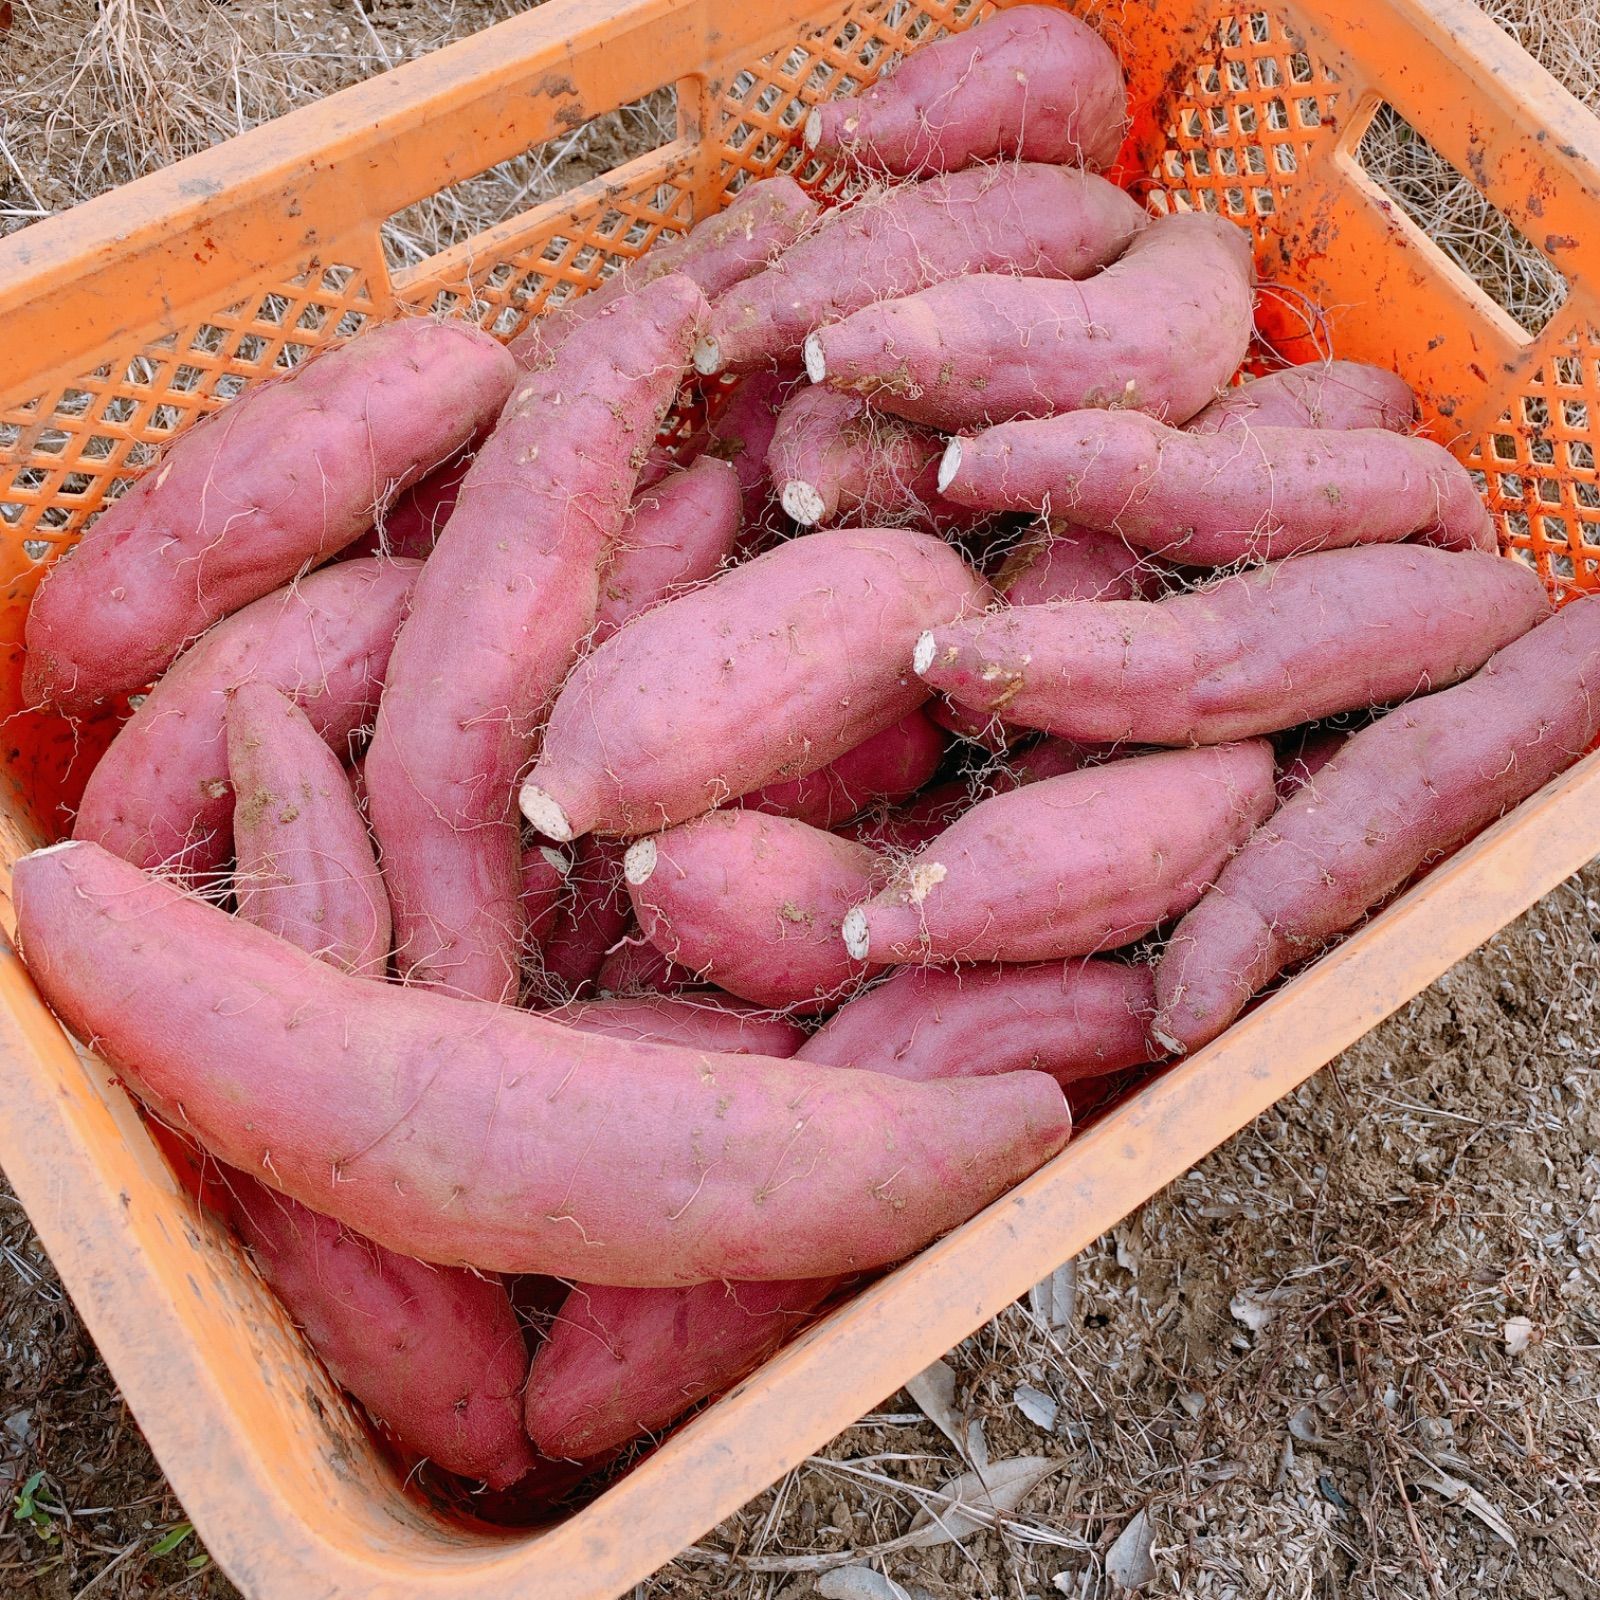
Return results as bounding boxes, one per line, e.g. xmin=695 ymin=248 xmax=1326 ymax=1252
xmin=1 ymin=0 xmax=1598 ymax=1595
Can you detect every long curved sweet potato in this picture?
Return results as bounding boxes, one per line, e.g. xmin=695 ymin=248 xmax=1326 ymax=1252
xmin=844 ymin=742 xmax=1277 ymax=964
xmin=15 ymin=840 xmax=1071 ymax=1285
xmin=547 ymin=993 xmax=808 ymax=1057
xmin=24 ymin=320 xmax=512 ymax=711
xmin=937 ymin=410 xmax=1494 ymax=559
xmin=227 ymin=682 xmax=391 ymax=976
xmin=1186 ymin=361 xmax=1416 ymax=435
xmin=74 ymin=557 xmax=420 ymax=876
xmin=805 ymin=212 xmax=1254 ymax=431
xmin=803 ymin=6 xmax=1127 ymax=174
xmin=1153 ymin=595 xmax=1600 ymax=1053
xmin=624 ymin=810 xmax=888 ymax=1011
xmin=519 ymin=527 xmax=989 ymax=841
xmin=917 ymin=547 xmax=1550 ymax=743
xmin=366 ymin=275 xmax=705 ymax=1001
xmin=700 ymin=163 xmax=1146 ymax=374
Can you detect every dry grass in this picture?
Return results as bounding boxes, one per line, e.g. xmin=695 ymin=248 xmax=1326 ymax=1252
xmin=2 ymin=1 xmax=1599 ymax=1598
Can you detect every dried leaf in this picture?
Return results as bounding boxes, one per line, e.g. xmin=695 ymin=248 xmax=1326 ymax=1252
xmin=818 ymin=1567 xmax=914 ymax=1600
xmin=1029 ymin=1260 xmax=1077 ymax=1331
xmin=1503 ymin=1315 xmax=1535 ymax=1356
xmin=1414 ymin=1468 xmax=1519 ymax=1550
xmin=1105 ymin=1508 xmax=1157 ymax=1590
xmin=904 ymin=1358 xmax=967 ymax=1458
xmin=1229 ymin=1292 xmax=1276 ymax=1332
xmin=965 ymin=1417 xmax=990 ymax=1473
xmin=1288 ymin=1405 xmax=1322 ymax=1445
xmin=904 ymin=1456 xmax=1060 ymax=1549
xmin=1015 ymin=1384 xmax=1058 ymax=1431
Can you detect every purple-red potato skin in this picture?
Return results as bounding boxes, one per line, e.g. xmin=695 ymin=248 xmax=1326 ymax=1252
xmin=537 ymin=835 xmax=634 ymax=1001
xmin=525 ymin=1276 xmax=841 ymax=1458
xmin=16 ymin=842 xmax=1072 ymax=1285
xmin=1154 ymin=595 xmax=1600 ymax=1054
xmin=594 ymin=938 xmax=699 ymax=996
xmin=24 ymin=321 xmax=512 ymax=711
xmin=508 ymin=177 xmax=816 ymax=364
xmin=546 ymin=993 xmax=808 ymax=1057
xmin=803 ymin=6 xmax=1127 ymax=175
xmin=593 ymin=459 xmax=743 ymax=642
xmin=352 ymin=446 xmax=475 ymax=560
xmin=74 ymin=558 xmax=419 ymax=876
xmin=520 ymin=528 xmax=990 ymax=841
xmin=938 ymin=410 xmax=1495 ymax=560
xmin=366 ymin=276 xmax=705 ymax=1002
xmin=1274 ymin=726 xmax=1348 ymax=804
xmin=799 ymin=959 xmax=1158 ymax=1084
xmin=520 ymin=844 xmax=570 ymax=954
xmin=703 ymin=163 xmax=1146 ymax=373
xmin=744 ymin=709 xmax=945 ymax=829
xmin=807 ymin=212 xmax=1254 ymax=431
xmin=227 ymin=682 xmax=391 ymax=976
xmin=705 ymin=367 xmax=804 ymax=532
xmin=997 ymin=523 xmax=1149 ymax=605
xmin=1186 ymin=361 xmax=1417 ymax=435
xmin=845 ymin=742 xmax=1277 ymax=964
xmin=625 ymin=810 xmax=888 ymax=1012
xmin=916 ymin=548 xmax=1550 ymax=744
xmin=224 ymin=1174 xmax=534 ymax=1488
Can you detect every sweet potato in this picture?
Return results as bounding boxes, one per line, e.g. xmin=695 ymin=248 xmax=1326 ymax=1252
xmin=843 ymin=741 xmax=1276 ymax=964
xmin=996 ymin=523 xmax=1150 ymax=606
xmin=24 ymin=321 xmax=512 ymax=712
xmin=548 ymin=993 xmax=808 ymax=1057
xmin=805 ymin=212 xmax=1254 ymax=431
xmin=593 ymin=458 xmax=743 ymax=642
xmin=799 ymin=959 xmax=1158 ymax=1084
xmin=624 ymin=810 xmax=888 ymax=1011
xmin=705 ymin=366 xmax=805 ymax=533
xmin=74 ymin=557 xmax=420 ymax=876
xmin=595 ymin=936 xmax=697 ymax=997
xmin=1153 ymin=595 xmax=1600 ymax=1053
xmin=803 ymin=5 xmax=1127 ymax=174
xmin=366 ymin=275 xmax=705 ymax=1001
xmin=700 ymin=163 xmax=1147 ymax=374
xmin=916 ymin=547 xmax=1549 ymax=744
xmin=1186 ymin=360 xmax=1416 ymax=435
xmin=508 ymin=177 xmax=816 ymax=364
xmin=16 ymin=841 xmax=1072 ymax=1284
xmin=520 ymin=843 xmax=570 ymax=954
xmin=347 ymin=445 xmax=476 ymax=561
xmin=536 ymin=835 xmax=635 ymax=1001
xmin=743 ymin=709 xmax=945 ymax=829
xmin=519 ymin=527 xmax=990 ymax=841
xmin=1274 ymin=725 xmax=1348 ymax=803
xmin=937 ymin=409 xmax=1494 ymax=560
xmin=226 ymin=682 xmax=391 ymax=976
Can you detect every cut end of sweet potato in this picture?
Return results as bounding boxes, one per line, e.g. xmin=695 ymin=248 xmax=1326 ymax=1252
xmin=911 ymin=630 xmax=937 ymax=676
xmin=692 ymin=335 xmax=722 ymax=376
xmin=803 ymin=107 xmax=823 ymax=151
xmin=623 ymin=837 xmax=658 ymax=886
xmin=803 ymin=333 xmax=827 ymax=385
xmin=936 ymin=437 xmax=962 ymax=495
xmin=519 ymin=784 xmax=575 ymax=843
xmin=24 ymin=839 xmax=86 ymax=860
xmin=841 ymin=905 xmax=870 ymax=961
xmin=780 ymin=479 xmax=827 ymax=527
xmin=537 ymin=844 xmax=573 ymax=877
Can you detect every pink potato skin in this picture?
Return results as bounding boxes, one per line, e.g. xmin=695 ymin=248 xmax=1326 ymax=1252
xmin=705 ymin=163 xmax=1147 ymax=373
xmin=520 ymin=527 xmax=990 ymax=841
xmin=938 ymin=409 xmax=1494 ymax=560
xmin=705 ymin=366 xmax=805 ymax=534
xmin=808 ymin=212 xmax=1254 ymax=431
xmin=1153 ymin=594 xmax=1600 ymax=1053
xmin=536 ymin=835 xmax=635 ymax=1001
xmin=546 ymin=993 xmax=808 ymax=1057
xmin=365 ymin=275 xmax=706 ymax=1002
xmin=226 ymin=682 xmax=392 ymax=976
xmin=917 ymin=547 xmax=1550 ymax=744
xmin=508 ymin=177 xmax=817 ymax=365
xmin=592 ymin=458 xmax=743 ymax=642
xmin=1274 ymin=726 xmax=1348 ymax=803
xmin=594 ymin=937 xmax=699 ymax=996
xmin=346 ymin=446 xmax=476 ymax=561
xmin=1186 ymin=361 xmax=1417 ymax=435
xmin=804 ymin=6 xmax=1127 ymax=175
xmin=849 ymin=741 xmax=1277 ymax=964
xmin=626 ymin=810 xmax=889 ymax=1012
xmin=24 ymin=320 xmax=512 ymax=712
xmin=16 ymin=841 xmax=1071 ymax=1285
xmin=997 ymin=523 xmax=1150 ymax=606
xmin=743 ymin=708 xmax=945 ymax=829
xmin=73 ymin=557 xmax=420 ymax=876
xmin=799 ymin=959 xmax=1159 ymax=1085
xmin=520 ymin=843 xmax=570 ymax=954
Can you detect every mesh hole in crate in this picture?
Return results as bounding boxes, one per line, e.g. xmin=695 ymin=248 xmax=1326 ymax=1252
xmin=1356 ymin=103 xmax=1569 ymax=337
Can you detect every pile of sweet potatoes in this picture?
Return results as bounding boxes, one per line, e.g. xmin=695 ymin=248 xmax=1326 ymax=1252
xmin=15 ymin=1 xmax=1600 ymax=1511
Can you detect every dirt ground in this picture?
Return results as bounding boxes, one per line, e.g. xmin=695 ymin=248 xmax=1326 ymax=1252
xmin=3 ymin=1 xmax=1599 ymax=1597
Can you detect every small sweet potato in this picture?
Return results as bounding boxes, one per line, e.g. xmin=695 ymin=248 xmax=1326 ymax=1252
xmin=1186 ymin=361 xmax=1416 ymax=435
xmin=799 ymin=959 xmax=1159 ymax=1084
xmin=24 ymin=320 xmax=512 ymax=711
xmin=548 ymin=993 xmax=808 ymax=1057
xmin=917 ymin=547 xmax=1549 ymax=743
xmin=1153 ymin=595 xmax=1600 ymax=1053
xmin=805 ymin=212 xmax=1254 ymax=431
xmin=937 ymin=409 xmax=1494 ymax=559
xmin=844 ymin=741 xmax=1277 ymax=964
xmin=16 ymin=841 xmax=1072 ymax=1285
xmin=520 ymin=527 xmax=989 ymax=841
xmin=995 ymin=523 xmax=1150 ymax=606
xmin=624 ymin=810 xmax=889 ymax=1012
xmin=536 ymin=835 xmax=635 ymax=1002
xmin=701 ymin=163 xmax=1146 ymax=373
xmin=803 ymin=5 xmax=1127 ymax=174
xmin=520 ymin=843 xmax=570 ymax=954
xmin=74 ymin=557 xmax=420 ymax=876
xmin=594 ymin=937 xmax=698 ymax=997
xmin=705 ymin=366 xmax=805 ymax=534
xmin=227 ymin=682 xmax=391 ymax=976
